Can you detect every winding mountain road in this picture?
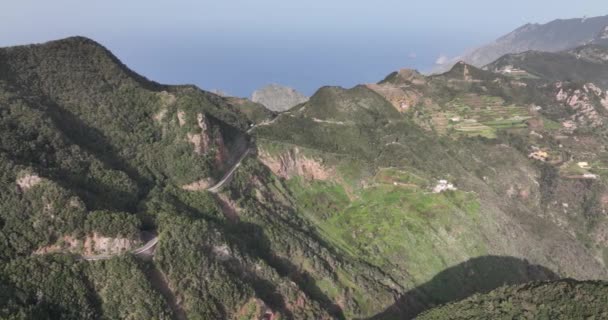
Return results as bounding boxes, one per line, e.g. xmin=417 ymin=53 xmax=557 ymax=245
xmin=208 ymin=148 xmax=251 ymax=193
xmin=246 ymin=114 xmax=280 ymax=134
xmin=83 ymin=147 xmax=252 ymax=261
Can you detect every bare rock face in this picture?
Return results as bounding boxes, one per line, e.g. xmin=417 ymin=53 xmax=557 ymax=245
xmin=258 ymin=147 xmax=334 ymax=181
xmin=181 ymin=178 xmax=213 ymax=191
xmin=554 ymin=82 xmax=605 ymax=128
xmin=16 ymin=173 xmax=43 ymax=191
xmin=34 ymin=233 xmax=136 ymax=256
xmin=186 ymin=113 xmax=212 ymax=155
xmin=251 ymin=84 xmax=308 ymax=112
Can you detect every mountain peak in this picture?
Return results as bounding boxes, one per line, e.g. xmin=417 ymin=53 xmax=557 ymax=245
xmin=379 ymin=68 xmax=425 ymax=86
xmin=251 ymin=83 xmax=308 ymax=112
xmin=5 ymin=36 xmax=110 ymax=57
xmin=442 ymin=60 xmax=493 ymax=81
xmin=48 ymin=35 xmax=103 ymax=46
xmin=302 ymin=84 xmax=398 ymax=122
xmin=0 ymin=35 xmax=161 ymax=91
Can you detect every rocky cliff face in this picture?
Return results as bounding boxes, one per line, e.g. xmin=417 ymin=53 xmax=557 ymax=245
xmin=258 ymin=147 xmax=335 ymax=180
xmin=251 ymin=83 xmax=309 ymax=112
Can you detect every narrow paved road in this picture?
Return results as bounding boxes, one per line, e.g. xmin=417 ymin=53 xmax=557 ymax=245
xmin=131 ymin=236 xmax=159 ymax=254
xmin=84 ymin=147 xmax=251 ymax=261
xmin=246 ymin=114 xmax=280 ymax=134
xmin=208 ymin=148 xmax=251 ymax=193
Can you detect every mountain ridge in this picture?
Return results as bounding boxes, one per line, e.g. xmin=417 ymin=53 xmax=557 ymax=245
xmin=433 ymin=14 xmax=608 ymax=73
xmin=485 ymin=43 xmax=608 ymax=89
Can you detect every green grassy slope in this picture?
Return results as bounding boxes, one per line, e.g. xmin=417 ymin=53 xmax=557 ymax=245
xmin=252 ymin=61 xmax=608 ymax=318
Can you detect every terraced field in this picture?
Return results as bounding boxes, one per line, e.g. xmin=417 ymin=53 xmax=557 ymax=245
xmin=432 ymin=94 xmax=532 ymax=138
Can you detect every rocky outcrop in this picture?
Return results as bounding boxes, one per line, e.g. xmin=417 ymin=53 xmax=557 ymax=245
xmin=366 ymin=69 xmax=432 ymax=112
xmin=186 ymin=113 xmax=212 ymax=155
xmin=555 ymin=82 xmax=605 ymax=128
xmin=213 ymin=129 xmax=229 ymax=169
xmin=182 ymin=112 xmax=231 ymax=170
xmin=35 ymin=233 xmax=137 ymax=256
xmin=251 ymin=84 xmax=308 ymax=112
xmin=177 ymin=110 xmax=186 ymax=126
xmin=181 ymin=178 xmax=214 ymax=191
xmin=259 ymin=147 xmax=334 ymax=181
xmin=83 ymin=233 xmax=134 ymax=255
xmin=16 ymin=173 xmax=42 ymax=191
xmin=366 ymin=83 xmax=422 ymax=112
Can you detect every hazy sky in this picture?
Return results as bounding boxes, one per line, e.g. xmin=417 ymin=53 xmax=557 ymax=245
xmin=1 ymin=1 xmax=606 ymax=96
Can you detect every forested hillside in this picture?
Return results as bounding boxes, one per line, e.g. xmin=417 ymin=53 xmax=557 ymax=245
xmin=418 ymin=279 xmax=608 ymax=319
xmin=2 ymin=37 xmax=608 ymax=319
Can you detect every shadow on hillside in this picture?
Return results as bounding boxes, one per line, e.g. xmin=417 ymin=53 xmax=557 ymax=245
xmin=43 ymin=99 xmax=154 ymax=212
xmin=224 ymin=221 xmax=345 ymax=320
xmin=142 ymin=261 xmax=187 ymax=320
xmin=165 ymin=191 xmax=344 ymax=319
xmin=366 ymin=255 xmax=559 ymax=320
xmin=211 ymin=114 xmax=251 ymax=177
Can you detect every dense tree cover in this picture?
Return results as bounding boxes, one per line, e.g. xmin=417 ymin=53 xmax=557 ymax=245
xmin=0 ymin=255 xmax=173 ymax=319
xmin=84 ymin=211 xmax=140 ymax=239
xmin=0 ymin=89 xmax=137 ymax=259
xmin=1 ymin=37 xmax=251 ymax=186
xmin=86 ymin=256 xmax=172 ymax=320
xmin=418 ymin=279 xmax=608 ymax=319
xmin=155 ymin=211 xmax=333 ymax=320
xmin=1 ymin=255 xmax=97 ymax=319
xmin=0 ymin=36 xmax=253 ymax=202
xmin=156 ymin=215 xmax=254 ymax=319
xmin=0 ymin=36 xmax=339 ymax=320
xmin=0 ymin=36 xmax=253 ymax=261
xmin=0 ymin=37 xmax=268 ymax=318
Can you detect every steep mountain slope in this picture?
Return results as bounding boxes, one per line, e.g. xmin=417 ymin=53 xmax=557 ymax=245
xmin=251 ymin=84 xmax=309 ymax=112
xmin=0 ymin=37 xmax=333 ymax=319
xmin=418 ymin=279 xmax=608 ymax=319
xmin=3 ymin=37 xmax=608 ymax=320
xmin=433 ymin=14 xmax=608 ymax=73
xmin=253 ymin=61 xmax=608 ymax=318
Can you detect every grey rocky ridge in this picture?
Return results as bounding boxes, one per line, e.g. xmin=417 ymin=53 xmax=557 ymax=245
xmin=433 ymin=14 xmax=608 ymax=73
xmin=251 ymin=83 xmax=309 ymax=112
